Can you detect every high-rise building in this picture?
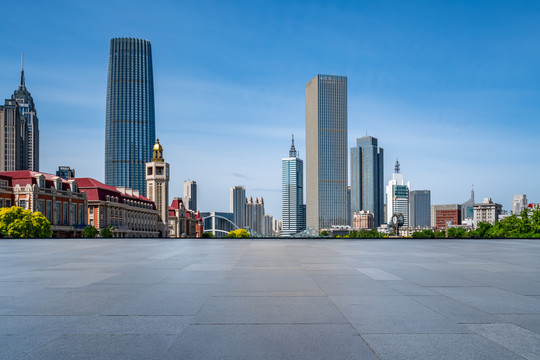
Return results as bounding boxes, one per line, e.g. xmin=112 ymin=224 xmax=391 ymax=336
xmin=183 ymin=180 xmax=197 ymax=212
xmin=245 ymin=196 xmax=264 ymax=234
xmin=146 ymin=139 xmax=169 ymax=237
xmin=512 ymin=194 xmax=528 ymax=215
xmin=347 ymin=186 xmax=352 ymax=226
xmin=410 ymin=190 xmax=431 ymax=227
xmin=461 ymin=186 xmax=475 ymax=221
xmin=350 ymin=136 xmax=384 ymax=226
xmin=281 ymin=136 xmax=305 ymax=236
xmin=306 ymin=74 xmax=348 ymax=231
xmin=386 ymin=160 xmax=410 ymax=226
xmin=12 ymin=58 xmax=39 ymax=171
xmin=353 ymin=210 xmax=375 ymax=230
xmin=0 ymin=99 xmax=26 ymax=171
xmin=105 ymin=38 xmax=155 ymax=196
xmin=56 ymin=166 xmax=76 ymax=180
xmin=1 ymin=60 xmax=39 ymax=172
xmin=230 ymin=185 xmax=246 ymax=228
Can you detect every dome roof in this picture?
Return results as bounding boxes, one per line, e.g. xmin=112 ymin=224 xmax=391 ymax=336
xmin=153 ymin=139 xmax=163 ymax=152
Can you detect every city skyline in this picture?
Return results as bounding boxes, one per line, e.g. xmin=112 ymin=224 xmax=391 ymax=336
xmin=1 ymin=1 xmax=539 ymax=218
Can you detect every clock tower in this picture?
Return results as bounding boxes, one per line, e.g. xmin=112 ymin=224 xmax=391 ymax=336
xmin=146 ymin=139 xmax=169 ymax=236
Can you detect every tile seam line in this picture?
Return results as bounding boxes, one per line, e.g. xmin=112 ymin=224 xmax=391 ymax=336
xmin=312 ymin=268 xmax=382 ymax=360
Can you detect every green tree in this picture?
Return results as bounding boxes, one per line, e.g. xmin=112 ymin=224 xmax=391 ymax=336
xmin=100 ymin=225 xmax=114 ymax=238
xmin=448 ymin=227 xmax=466 ymax=238
xmin=226 ymin=229 xmax=250 ymax=238
xmin=83 ymin=225 xmax=98 ymax=238
xmin=0 ymin=206 xmax=52 ymax=238
xmin=202 ymin=231 xmax=215 ymax=238
xmin=320 ymin=230 xmax=329 ymax=237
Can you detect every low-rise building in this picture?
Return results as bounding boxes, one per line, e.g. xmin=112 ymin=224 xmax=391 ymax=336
xmin=168 ymin=197 xmax=202 ymax=238
xmin=353 ymin=210 xmax=375 ymax=230
xmin=76 ymin=178 xmax=159 ymax=238
xmin=431 ymin=204 xmax=461 ymax=229
xmin=0 ymin=171 xmax=87 ymax=237
xmin=474 ymin=198 xmax=502 ymax=225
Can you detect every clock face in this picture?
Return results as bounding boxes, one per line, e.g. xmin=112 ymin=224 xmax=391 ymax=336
xmin=392 ymin=215 xmax=398 ymax=225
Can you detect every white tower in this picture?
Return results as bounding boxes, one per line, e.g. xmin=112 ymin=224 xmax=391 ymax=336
xmin=146 ymin=139 xmax=169 ymax=236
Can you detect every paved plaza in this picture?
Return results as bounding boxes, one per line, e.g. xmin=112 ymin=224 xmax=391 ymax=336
xmin=1 ymin=238 xmax=540 ymax=359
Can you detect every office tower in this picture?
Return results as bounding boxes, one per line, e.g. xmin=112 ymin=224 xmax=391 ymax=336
xmin=56 ymin=166 xmax=76 ymax=180
xmin=461 ymin=186 xmax=475 ymax=221
xmin=410 ymin=190 xmax=431 ymax=227
xmin=386 ymin=160 xmax=410 ymax=226
xmin=1 ymin=59 xmax=39 ymax=172
xmin=230 ymin=185 xmax=246 ymax=228
xmin=281 ymin=136 xmax=305 ymax=236
xmin=146 ymin=139 xmax=169 ymax=235
xmin=183 ymin=180 xmax=197 ymax=212
xmin=350 ymin=136 xmax=384 ymax=226
xmin=105 ymin=37 xmax=155 ymax=196
xmin=512 ymin=194 xmax=527 ymax=215
xmin=12 ymin=58 xmax=39 ymax=171
xmin=245 ymin=196 xmax=265 ymax=234
xmin=306 ymin=74 xmax=348 ymax=231
xmin=263 ymin=214 xmax=274 ymax=236
xmin=0 ymin=99 xmax=27 ymax=171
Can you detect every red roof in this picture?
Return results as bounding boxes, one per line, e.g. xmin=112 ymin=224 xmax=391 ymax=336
xmin=0 ymin=170 xmax=71 ymax=190
xmin=75 ymin=177 xmax=155 ymax=208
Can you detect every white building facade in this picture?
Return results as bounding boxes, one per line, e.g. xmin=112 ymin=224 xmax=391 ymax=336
xmin=385 ymin=161 xmax=410 ymax=227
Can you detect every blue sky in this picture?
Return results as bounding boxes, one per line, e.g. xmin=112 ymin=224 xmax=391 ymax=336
xmin=1 ymin=0 xmax=539 ymax=219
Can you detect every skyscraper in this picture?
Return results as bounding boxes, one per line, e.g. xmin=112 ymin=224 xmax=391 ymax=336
xmin=281 ymin=135 xmax=305 ymax=236
xmin=306 ymin=74 xmax=348 ymax=231
xmin=105 ymin=38 xmax=155 ymax=196
xmin=1 ymin=59 xmax=39 ymax=172
xmin=350 ymin=136 xmax=384 ymax=226
xmin=410 ymin=190 xmax=431 ymax=227
xmin=12 ymin=57 xmax=39 ymax=171
xmin=0 ymin=99 xmax=26 ymax=171
xmin=230 ymin=185 xmax=246 ymax=228
xmin=386 ymin=160 xmax=410 ymax=226
xmin=183 ymin=180 xmax=197 ymax=212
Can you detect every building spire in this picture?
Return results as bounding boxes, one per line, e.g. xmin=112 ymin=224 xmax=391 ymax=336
xmin=471 ymin=184 xmax=474 ymax=202
xmin=289 ymin=134 xmax=297 ymax=157
xmin=20 ymin=53 xmax=25 ymax=87
xmin=394 ymin=159 xmax=400 ymax=174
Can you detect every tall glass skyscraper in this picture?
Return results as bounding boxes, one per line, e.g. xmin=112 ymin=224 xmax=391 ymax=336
xmin=386 ymin=161 xmax=411 ymax=226
xmin=350 ymin=136 xmax=384 ymax=226
xmin=281 ymin=136 xmax=305 ymax=236
xmin=306 ymin=74 xmax=348 ymax=231
xmin=105 ymin=38 xmax=155 ymax=196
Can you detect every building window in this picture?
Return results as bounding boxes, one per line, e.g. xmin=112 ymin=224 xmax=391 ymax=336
xmin=55 ymin=201 xmax=61 ymax=225
xmin=19 ymin=199 xmax=26 ymax=209
xmin=157 ymin=166 xmax=163 ymax=175
xmin=39 ymin=178 xmax=45 ymax=187
xmin=38 ymin=199 xmax=45 ymax=214
xmin=89 ymin=206 xmax=94 ymax=214
xmin=6 ymin=199 xmax=11 ymax=207
xmin=46 ymin=200 xmax=52 ymax=221
xmin=90 ymin=219 xmax=94 ymax=226
xmin=71 ymin=204 xmax=76 ymax=225
xmin=79 ymin=204 xmax=84 ymax=224
xmin=57 ymin=181 xmax=62 ymax=191
xmin=147 ymin=167 xmax=152 ymax=175
xmin=63 ymin=203 xmax=69 ymax=225
xmin=0 ymin=198 xmax=3 ymax=207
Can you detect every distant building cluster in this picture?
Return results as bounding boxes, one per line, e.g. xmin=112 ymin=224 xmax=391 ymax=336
xmin=0 ymin=42 xmax=532 ymax=238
